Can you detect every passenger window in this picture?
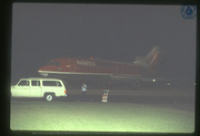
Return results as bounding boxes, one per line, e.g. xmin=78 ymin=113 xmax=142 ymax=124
xmin=31 ymin=81 xmax=40 ymax=86
xmin=43 ymin=81 xmax=62 ymax=87
xmin=18 ymin=80 xmax=29 ymax=86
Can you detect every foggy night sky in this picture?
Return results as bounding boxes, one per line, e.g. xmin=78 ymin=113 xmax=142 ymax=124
xmin=11 ymin=3 xmax=196 ymax=83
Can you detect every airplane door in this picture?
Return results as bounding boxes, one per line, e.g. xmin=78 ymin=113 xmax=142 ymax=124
xmin=66 ymin=60 xmax=72 ymax=72
xmin=30 ymin=80 xmax=42 ymax=97
xmin=15 ymin=80 xmax=31 ymax=97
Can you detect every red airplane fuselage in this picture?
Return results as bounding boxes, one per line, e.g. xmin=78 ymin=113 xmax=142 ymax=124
xmin=38 ymin=58 xmax=145 ymax=77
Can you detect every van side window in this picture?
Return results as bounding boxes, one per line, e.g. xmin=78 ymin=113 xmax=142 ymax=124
xmin=18 ymin=80 xmax=29 ymax=86
xmin=42 ymin=81 xmax=62 ymax=87
xmin=31 ymin=80 xmax=40 ymax=86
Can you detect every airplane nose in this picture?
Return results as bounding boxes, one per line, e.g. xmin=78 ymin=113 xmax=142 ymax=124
xmin=38 ymin=68 xmax=44 ymax=72
xmin=38 ymin=70 xmax=49 ymax=77
xmin=40 ymin=73 xmax=49 ymax=77
xmin=38 ymin=67 xmax=49 ymax=77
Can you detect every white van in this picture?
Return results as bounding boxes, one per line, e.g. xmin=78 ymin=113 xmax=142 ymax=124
xmin=11 ymin=78 xmax=67 ymax=101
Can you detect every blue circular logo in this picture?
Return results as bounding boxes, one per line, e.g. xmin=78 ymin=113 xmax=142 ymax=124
xmin=181 ymin=5 xmax=197 ymax=19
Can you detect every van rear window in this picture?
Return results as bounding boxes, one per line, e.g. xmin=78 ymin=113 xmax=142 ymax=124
xmin=42 ymin=81 xmax=62 ymax=86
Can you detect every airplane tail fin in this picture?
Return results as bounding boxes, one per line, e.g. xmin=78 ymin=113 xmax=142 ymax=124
xmin=134 ymin=46 xmax=160 ymax=73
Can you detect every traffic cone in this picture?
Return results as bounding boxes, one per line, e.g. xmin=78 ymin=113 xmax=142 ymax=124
xmin=101 ymin=90 xmax=109 ymax=103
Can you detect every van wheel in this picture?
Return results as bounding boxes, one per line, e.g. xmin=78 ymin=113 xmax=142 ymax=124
xmin=45 ymin=94 xmax=54 ymax=102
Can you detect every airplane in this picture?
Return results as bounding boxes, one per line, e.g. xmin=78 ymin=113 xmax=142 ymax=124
xmin=38 ymin=46 xmax=160 ymax=87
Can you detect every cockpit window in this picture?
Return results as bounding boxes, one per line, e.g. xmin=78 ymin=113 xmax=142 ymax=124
xmin=46 ymin=62 xmax=61 ymax=66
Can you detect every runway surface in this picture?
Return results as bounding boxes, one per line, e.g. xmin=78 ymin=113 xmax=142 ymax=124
xmin=10 ymin=87 xmax=195 ymax=133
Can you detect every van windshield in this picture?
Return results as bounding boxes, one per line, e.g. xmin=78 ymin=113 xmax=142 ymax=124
xmin=18 ymin=80 xmax=29 ymax=86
